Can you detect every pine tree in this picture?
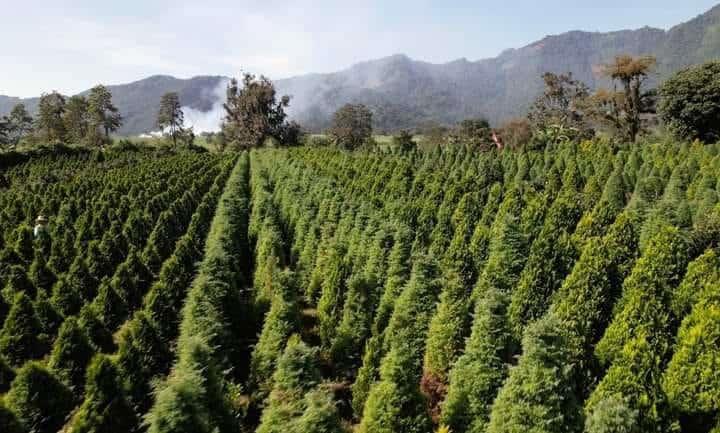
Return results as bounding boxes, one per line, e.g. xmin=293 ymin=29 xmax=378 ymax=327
xmin=77 ymin=304 xmax=115 ymax=353
xmin=0 ymin=292 xmax=46 ymax=366
xmin=317 ymin=242 xmax=347 ymax=349
xmin=486 ymin=314 xmax=583 ymax=433
xmin=48 ymin=317 xmax=94 ymax=394
xmin=50 ymin=277 xmax=83 ymax=316
xmin=87 ymin=84 xmax=122 ymax=143
xmin=256 ymin=335 xmax=322 ymax=433
xmin=440 ymin=288 xmax=513 ymax=433
xmin=65 ymin=255 xmax=97 ymax=302
xmin=2 ymin=264 xmax=36 ymax=300
xmin=508 ymin=189 xmax=584 ymax=337
xmin=4 ymin=361 xmax=74 ymax=433
xmin=93 ymin=278 xmax=129 ymax=331
xmin=68 ymin=355 xmax=138 ymax=433
xmin=33 ymin=289 xmax=63 ymax=336
xmin=670 ymin=247 xmax=720 ymax=318
xmin=28 ymin=250 xmax=57 ymax=292
xmin=595 ymin=225 xmax=691 ymax=365
xmin=358 ymin=256 xmax=441 ymax=433
xmin=331 ymin=226 xmax=393 ymax=375
xmin=421 ymin=271 xmax=471 ymax=418
xmin=145 ymin=336 xmax=238 ymax=433
xmin=250 ymin=269 xmax=300 ymax=400
xmin=584 ymin=394 xmax=639 ymax=433
xmin=296 ymin=388 xmax=346 ymax=433
xmin=158 ymin=92 xmax=186 ymax=147
xmin=115 ymin=311 xmax=173 ymax=411
xmin=662 ymin=278 xmax=720 ymax=422
xmin=587 ymin=225 xmax=693 ymax=432
xmin=14 ymin=226 xmax=35 ymax=264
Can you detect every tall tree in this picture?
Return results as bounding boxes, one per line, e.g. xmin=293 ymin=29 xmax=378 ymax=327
xmin=35 ymin=91 xmax=67 ymax=143
xmin=87 ymin=84 xmax=122 ymax=141
xmin=590 ymin=55 xmax=657 ymax=142
xmin=3 ymin=104 xmax=33 ymax=146
xmin=658 ymin=60 xmax=720 ymax=143
xmin=63 ymin=95 xmax=89 ymax=144
xmin=157 ymin=92 xmax=185 ymax=147
xmin=527 ymin=72 xmax=593 ymax=143
xmin=222 ymin=74 xmax=293 ymax=149
xmin=328 ymin=103 xmax=373 ymax=150
xmin=451 ymin=118 xmax=494 ymax=149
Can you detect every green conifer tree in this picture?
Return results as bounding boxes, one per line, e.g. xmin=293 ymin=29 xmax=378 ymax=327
xmin=4 ymin=361 xmax=74 ymax=433
xmin=48 ymin=317 xmax=94 ymax=394
xmin=358 ymin=256 xmax=441 ymax=433
xmin=249 ymin=269 xmax=300 ymax=401
xmin=68 ymin=355 xmax=138 ymax=433
xmin=256 ymin=335 xmax=322 ymax=433
xmin=0 ymin=292 xmax=46 ymax=366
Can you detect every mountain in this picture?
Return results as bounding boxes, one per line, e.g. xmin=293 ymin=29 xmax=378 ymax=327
xmin=2 ymin=4 xmax=720 ymax=134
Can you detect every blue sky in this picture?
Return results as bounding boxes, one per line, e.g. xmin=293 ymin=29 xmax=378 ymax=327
xmin=1 ymin=0 xmax=718 ymax=97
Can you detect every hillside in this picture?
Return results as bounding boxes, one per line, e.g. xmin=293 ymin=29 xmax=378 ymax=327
xmin=2 ymin=4 xmax=720 ymax=134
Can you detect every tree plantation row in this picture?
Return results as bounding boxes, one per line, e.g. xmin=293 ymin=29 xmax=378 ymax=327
xmin=1 ymin=140 xmax=720 ymax=433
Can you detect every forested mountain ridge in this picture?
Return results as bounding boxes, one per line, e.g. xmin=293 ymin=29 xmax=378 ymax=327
xmin=2 ymin=4 xmax=720 ymax=134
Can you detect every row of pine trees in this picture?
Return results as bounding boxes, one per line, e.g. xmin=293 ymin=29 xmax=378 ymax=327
xmin=241 ymin=140 xmax=720 ymax=433
xmin=2 ymin=138 xmax=720 ymax=433
xmin=0 ymin=149 xmax=236 ymax=432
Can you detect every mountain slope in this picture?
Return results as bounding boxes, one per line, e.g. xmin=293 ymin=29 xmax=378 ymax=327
xmin=2 ymin=4 xmax=720 ymax=134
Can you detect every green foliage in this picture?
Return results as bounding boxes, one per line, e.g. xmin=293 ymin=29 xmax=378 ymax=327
xmin=440 ymin=287 xmax=513 ymax=433
xmin=486 ymin=315 xmax=583 ymax=433
xmin=256 ymin=336 xmax=322 ymax=433
xmin=316 ymin=242 xmax=347 ymax=349
xmin=48 ymin=316 xmax=94 ymax=393
xmin=250 ymin=269 xmax=301 ymax=400
xmin=358 ymin=256 xmax=441 ymax=433
xmin=392 ymin=130 xmax=417 ymax=152
xmin=662 ymin=277 xmax=720 ymax=415
xmin=222 ymin=74 xmax=297 ymax=149
xmin=296 ymin=389 xmax=346 ymax=433
xmin=5 ymin=361 xmax=74 ymax=433
xmin=584 ymin=394 xmax=639 ymax=433
xmin=508 ymin=189 xmax=583 ymax=337
xmin=157 ymin=92 xmax=186 ymax=147
xmin=0 ymin=354 xmax=15 ymax=392
xmin=145 ymin=337 xmax=238 ymax=433
xmin=87 ymin=84 xmax=122 ymax=142
xmin=659 ymin=61 xmax=720 ymax=142
xmin=0 ymin=292 xmax=46 ymax=366
xmin=328 ymin=104 xmax=373 ymax=150
xmin=587 ymin=225 xmax=695 ymax=432
xmin=595 ymin=225 xmax=691 ymax=365
xmin=67 ymin=355 xmax=138 ymax=433
xmin=63 ymin=95 xmax=90 ymax=144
